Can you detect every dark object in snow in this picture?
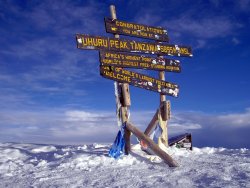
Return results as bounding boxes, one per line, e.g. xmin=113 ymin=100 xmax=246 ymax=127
xmin=168 ymin=133 xmax=192 ymax=150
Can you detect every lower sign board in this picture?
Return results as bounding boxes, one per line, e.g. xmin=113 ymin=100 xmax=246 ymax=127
xmin=100 ymin=50 xmax=181 ymax=72
xmin=76 ymin=34 xmax=192 ymax=57
xmin=100 ymin=66 xmax=179 ymax=97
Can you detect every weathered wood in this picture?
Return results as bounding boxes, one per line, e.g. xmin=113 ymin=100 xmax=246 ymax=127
xmin=124 ymin=127 xmax=131 ymax=154
xmin=76 ymin=34 xmax=193 ymax=57
xmin=105 ymin=17 xmax=169 ymax=42
xmin=159 ymin=70 xmax=166 ymax=102
xmin=121 ymin=84 xmax=131 ymax=106
xmin=100 ymin=65 xmax=179 ymax=97
xmin=159 ymin=54 xmax=168 ymax=146
xmin=109 ymin=5 xmax=119 ymax=39
xmin=166 ymin=100 xmax=171 ymax=120
xmin=144 ymin=109 xmax=159 ymax=136
xmin=158 ymin=110 xmax=168 ymax=146
xmin=160 ymin=100 xmax=171 ymax=121
xmin=99 ymin=50 xmax=181 ymax=72
xmin=161 ymin=101 xmax=167 ymax=121
xmin=126 ymin=122 xmax=178 ymax=167
xmin=110 ymin=5 xmax=131 ymax=155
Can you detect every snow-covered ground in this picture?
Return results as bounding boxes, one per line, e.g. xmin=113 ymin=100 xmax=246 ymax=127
xmin=0 ymin=143 xmax=249 ymax=187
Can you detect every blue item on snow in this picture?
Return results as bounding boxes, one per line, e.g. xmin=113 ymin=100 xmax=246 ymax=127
xmin=109 ymin=123 xmax=126 ymax=159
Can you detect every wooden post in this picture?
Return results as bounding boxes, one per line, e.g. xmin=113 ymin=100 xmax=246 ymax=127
xmin=144 ymin=109 xmax=159 ymax=136
xmin=158 ymin=57 xmax=168 ymax=147
xmin=126 ymin=122 xmax=178 ymax=167
xmin=110 ymin=5 xmax=131 ymax=154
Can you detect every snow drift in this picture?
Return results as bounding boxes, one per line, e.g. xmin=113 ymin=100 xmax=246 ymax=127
xmin=0 ymin=143 xmax=249 ymax=187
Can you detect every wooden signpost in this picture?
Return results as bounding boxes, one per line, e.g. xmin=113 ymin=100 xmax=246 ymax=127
xmin=105 ymin=17 xmax=169 ymax=42
xmin=75 ymin=4 xmax=193 ymax=167
xmin=100 ymin=65 xmax=179 ymax=97
xmin=99 ymin=50 xmax=181 ymax=72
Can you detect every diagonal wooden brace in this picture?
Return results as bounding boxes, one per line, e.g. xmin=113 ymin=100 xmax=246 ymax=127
xmin=144 ymin=109 xmax=159 ymax=136
xmin=126 ymin=122 xmax=178 ymax=167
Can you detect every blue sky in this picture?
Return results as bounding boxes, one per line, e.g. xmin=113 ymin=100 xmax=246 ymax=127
xmin=0 ymin=0 xmax=250 ymax=148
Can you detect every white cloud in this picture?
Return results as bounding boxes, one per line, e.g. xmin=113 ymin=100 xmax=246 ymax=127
xmin=164 ymin=16 xmax=235 ymax=39
xmin=0 ymin=108 xmax=250 ymax=147
xmin=217 ymin=109 xmax=250 ymax=127
xmin=65 ymin=110 xmax=110 ymax=122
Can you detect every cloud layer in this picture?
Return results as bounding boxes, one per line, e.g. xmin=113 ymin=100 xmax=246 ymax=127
xmin=1 ymin=108 xmax=250 ymax=148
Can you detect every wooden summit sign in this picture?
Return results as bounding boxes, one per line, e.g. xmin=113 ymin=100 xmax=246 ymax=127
xmin=105 ymin=17 xmax=169 ymax=42
xmin=100 ymin=65 xmax=179 ymax=97
xmin=100 ymin=50 xmax=181 ymax=72
xmin=74 ymin=4 xmax=194 ymax=167
xmin=76 ymin=34 xmax=192 ymax=57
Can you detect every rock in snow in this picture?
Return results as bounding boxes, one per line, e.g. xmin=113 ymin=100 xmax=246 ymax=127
xmin=0 ymin=142 xmax=249 ymax=187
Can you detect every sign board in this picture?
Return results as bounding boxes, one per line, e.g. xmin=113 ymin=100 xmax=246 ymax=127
xmin=105 ymin=17 xmax=169 ymax=42
xmin=76 ymin=34 xmax=192 ymax=57
xmin=99 ymin=50 xmax=181 ymax=72
xmin=100 ymin=66 xmax=179 ymax=97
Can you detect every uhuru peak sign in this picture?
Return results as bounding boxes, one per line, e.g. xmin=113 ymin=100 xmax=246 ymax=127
xmin=100 ymin=66 xmax=179 ymax=97
xmin=105 ymin=17 xmax=169 ymax=42
xmin=76 ymin=34 xmax=192 ymax=57
xmin=75 ymin=16 xmax=193 ymax=97
xmin=100 ymin=51 xmax=181 ymax=72
xmin=76 ymin=5 xmax=193 ymax=167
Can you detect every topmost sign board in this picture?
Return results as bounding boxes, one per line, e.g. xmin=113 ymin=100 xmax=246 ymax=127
xmin=105 ymin=17 xmax=169 ymax=42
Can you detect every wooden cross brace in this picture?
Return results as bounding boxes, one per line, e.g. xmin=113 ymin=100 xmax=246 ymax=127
xmin=125 ymin=122 xmax=178 ymax=167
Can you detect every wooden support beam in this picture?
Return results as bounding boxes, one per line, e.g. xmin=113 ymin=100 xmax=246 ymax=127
xmin=126 ymin=122 xmax=178 ymax=167
xmin=144 ymin=109 xmax=159 ymax=136
xmin=159 ymin=70 xmax=166 ymax=102
xmin=158 ymin=110 xmax=168 ymax=146
xmin=161 ymin=101 xmax=168 ymax=121
xmin=110 ymin=5 xmax=131 ymax=155
xmin=158 ymin=56 xmax=168 ymax=147
xmin=121 ymin=84 xmax=131 ymax=107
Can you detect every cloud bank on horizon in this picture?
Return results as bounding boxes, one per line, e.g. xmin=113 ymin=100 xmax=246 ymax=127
xmin=0 ymin=0 xmax=250 ymax=148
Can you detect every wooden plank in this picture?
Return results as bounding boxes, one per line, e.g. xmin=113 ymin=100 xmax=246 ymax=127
xmin=99 ymin=50 xmax=181 ymax=72
xmin=105 ymin=17 xmax=169 ymax=42
xmin=144 ymin=109 xmax=159 ymax=136
xmin=126 ymin=122 xmax=178 ymax=167
xmin=76 ymin=34 xmax=193 ymax=57
xmin=100 ymin=65 xmax=179 ymax=97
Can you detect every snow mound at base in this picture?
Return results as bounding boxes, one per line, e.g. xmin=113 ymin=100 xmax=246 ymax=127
xmin=0 ymin=143 xmax=249 ymax=187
